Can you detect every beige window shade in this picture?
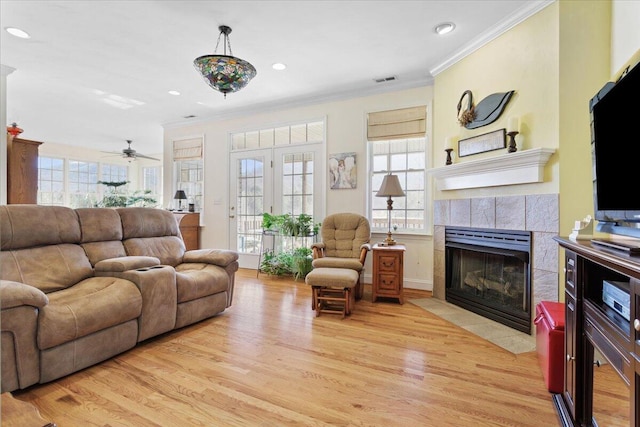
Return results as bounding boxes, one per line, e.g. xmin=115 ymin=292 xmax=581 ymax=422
xmin=173 ymin=137 xmax=203 ymax=160
xmin=367 ymin=106 xmax=426 ymax=141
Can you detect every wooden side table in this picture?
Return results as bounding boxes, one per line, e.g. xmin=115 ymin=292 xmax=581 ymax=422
xmin=372 ymin=243 xmax=405 ymax=304
xmin=173 ymin=212 xmax=200 ymax=251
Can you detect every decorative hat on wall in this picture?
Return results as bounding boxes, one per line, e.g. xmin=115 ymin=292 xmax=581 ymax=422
xmin=457 ymin=90 xmax=515 ymax=129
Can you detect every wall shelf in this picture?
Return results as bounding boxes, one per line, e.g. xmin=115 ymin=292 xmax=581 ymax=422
xmin=429 ymin=147 xmax=556 ymax=191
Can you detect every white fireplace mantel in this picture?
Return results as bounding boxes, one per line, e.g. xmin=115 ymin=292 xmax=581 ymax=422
xmin=428 ymin=147 xmax=556 ymax=191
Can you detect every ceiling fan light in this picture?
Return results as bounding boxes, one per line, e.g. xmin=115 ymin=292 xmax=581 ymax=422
xmin=194 ymin=25 xmax=257 ymax=98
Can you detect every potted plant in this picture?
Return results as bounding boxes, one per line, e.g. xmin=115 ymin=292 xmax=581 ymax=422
xmin=291 ymin=247 xmax=313 ymax=280
xmin=281 ymin=213 xmax=314 ymax=236
xmin=259 ymin=250 xmax=293 ymax=276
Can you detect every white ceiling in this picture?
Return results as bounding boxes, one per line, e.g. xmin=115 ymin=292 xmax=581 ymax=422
xmin=1 ymin=0 xmax=549 ymax=156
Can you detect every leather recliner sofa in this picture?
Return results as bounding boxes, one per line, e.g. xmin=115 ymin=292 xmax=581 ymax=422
xmin=0 ymin=205 xmax=238 ymax=393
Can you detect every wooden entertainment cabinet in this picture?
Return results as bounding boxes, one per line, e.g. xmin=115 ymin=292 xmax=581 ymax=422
xmin=553 ymin=237 xmax=639 ymax=427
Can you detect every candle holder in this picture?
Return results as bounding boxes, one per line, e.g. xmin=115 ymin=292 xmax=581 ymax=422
xmin=507 ymin=131 xmax=519 ymax=153
xmin=445 ymin=148 xmax=454 ymax=165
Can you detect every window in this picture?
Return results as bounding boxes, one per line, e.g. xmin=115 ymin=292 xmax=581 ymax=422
xmin=231 ymin=121 xmax=323 ymax=150
xmin=173 ymin=137 xmax=204 ymax=211
xmin=367 ymin=106 xmax=428 ymax=234
xmin=175 ymin=160 xmax=203 ymax=210
xmin=101 ymin=163 xmax=128 ymax=183
xmin=370 ymin=138 xmax=427 ymax=232
xmin=69 ymin=160 xmax=99 ymax=208
xmin=38 ymin=156 xmax=65 ymax=205
xmin=37 ymin=157 xmax=132 ymax=208
xmin=142 ymin=166 xmax=161 ymax=201
xmin=282 ymin=152 xmax=314 ymax=217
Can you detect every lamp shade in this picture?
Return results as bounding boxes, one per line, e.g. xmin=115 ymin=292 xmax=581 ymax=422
xmin=193 ymin=25 xmax=256 ymax=97
xmin=375 ymin=174 xmax=405 ymax=198
xmin=174 ymin=190 xmax=187 ymax=200
xmin=194 ymin=55 xmax=256 ymax=96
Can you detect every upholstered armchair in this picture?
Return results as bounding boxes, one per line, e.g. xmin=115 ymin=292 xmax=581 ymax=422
xmin=311 ymin=213 xmax=371 ymax=299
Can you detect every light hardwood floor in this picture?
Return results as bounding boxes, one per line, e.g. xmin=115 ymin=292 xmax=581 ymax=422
xmin=7 ymin=269 xmax=628 ymax=426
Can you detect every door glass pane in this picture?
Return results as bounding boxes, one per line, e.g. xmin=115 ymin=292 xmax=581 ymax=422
xmin=236 ymin=157 xmax=264 ymax=254
xmin=282 ymin=152 xmax=314 ymax=217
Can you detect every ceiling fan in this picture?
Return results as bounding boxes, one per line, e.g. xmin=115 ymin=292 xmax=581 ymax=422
xmin=104 ymin=140 xmax=160 ymax=161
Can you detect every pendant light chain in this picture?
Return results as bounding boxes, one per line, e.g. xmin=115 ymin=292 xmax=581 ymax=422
xmin=226 ymin=35 xmax=233 ymax=57
xmin=213 ymin=32 xmax=223 ymax=55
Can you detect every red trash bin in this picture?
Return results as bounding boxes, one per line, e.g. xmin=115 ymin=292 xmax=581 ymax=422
xmin=534 ymin=301 xmax=565 ymax=393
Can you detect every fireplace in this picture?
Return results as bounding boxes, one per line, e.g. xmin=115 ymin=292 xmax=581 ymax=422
xmin=445 ymin=226 xmax=532 ymax=334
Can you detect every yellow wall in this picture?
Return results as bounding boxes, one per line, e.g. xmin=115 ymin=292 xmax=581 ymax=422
xmin=558 ymin=1 xmax=611 ymax=237
xmin=433 ymin=3 xmax=560 ymax=200
xmin=432 ymin=1 xmax=619 ymax=236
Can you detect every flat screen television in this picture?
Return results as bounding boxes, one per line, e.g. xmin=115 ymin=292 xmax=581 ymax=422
xmin=590 ymin=51 xmax=640 ymax=239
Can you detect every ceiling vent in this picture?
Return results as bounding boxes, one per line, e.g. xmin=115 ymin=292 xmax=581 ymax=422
xmin=374 ymin=76 xmax=397 ymax=83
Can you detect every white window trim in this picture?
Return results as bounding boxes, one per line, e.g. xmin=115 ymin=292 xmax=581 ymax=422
xmin=365 ymin=102 xmax=433 ymax=237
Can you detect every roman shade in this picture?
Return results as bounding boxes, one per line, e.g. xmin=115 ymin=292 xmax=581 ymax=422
xmin=173 ymin=137 xmax=203 ymax=160
xmin=367 ymin=106 xmax=426 ymax=141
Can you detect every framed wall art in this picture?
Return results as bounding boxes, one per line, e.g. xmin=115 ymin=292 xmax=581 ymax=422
xmin=458 ymin=129 xmax=506 ymax=157
xmin=329 ymin=152 xmax=356 ymax=189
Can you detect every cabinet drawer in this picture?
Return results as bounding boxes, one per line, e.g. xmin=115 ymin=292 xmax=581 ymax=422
xmin=377 ymin=254 xmax=398 ymax=272
xmin=376 ymin=273 xmax=399 ymax=292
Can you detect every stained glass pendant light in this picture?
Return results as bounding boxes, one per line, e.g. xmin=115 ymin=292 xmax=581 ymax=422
xmin=193 ymin=25 xmax=257 ymax=98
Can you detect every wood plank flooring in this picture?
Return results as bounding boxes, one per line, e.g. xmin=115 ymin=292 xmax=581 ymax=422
xmin=6 ymin=269 xmax=628 ymax=426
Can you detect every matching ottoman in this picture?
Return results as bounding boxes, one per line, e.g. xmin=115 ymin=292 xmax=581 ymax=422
xmin=305 ymin=268 xmax=359 ymax=318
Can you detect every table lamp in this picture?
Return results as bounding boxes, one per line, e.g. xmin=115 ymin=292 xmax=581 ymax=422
xmin=375 ymin=174 xmax=405 ymax=245
xmin=174 ymin=190 xmax=187 ymax=211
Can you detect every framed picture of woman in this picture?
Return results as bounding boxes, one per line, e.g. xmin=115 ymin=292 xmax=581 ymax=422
xmin=328 ymin=152 xmax=356 ymax=189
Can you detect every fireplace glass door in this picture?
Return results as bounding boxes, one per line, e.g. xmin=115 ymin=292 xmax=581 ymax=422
xmin=446 ymin=244 xmax=531 ymax=333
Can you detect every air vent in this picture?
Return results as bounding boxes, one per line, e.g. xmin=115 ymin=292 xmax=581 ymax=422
xmin=374 ymin=76 xmax=397 ymax=83
xmin=183 ymin=114 xmax=197 ymax=119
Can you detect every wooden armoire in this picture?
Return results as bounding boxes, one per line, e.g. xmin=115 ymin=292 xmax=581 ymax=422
xmin=7 ymin=136 xmax=42 ymax=204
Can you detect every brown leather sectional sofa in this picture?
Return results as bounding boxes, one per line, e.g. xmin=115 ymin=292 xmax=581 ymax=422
xmin=0 ymin=205 xmax=238 ymax=393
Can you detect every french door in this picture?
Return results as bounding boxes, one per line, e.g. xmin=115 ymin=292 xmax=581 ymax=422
xmin=229 ymin=143 xmax=324 ymax=269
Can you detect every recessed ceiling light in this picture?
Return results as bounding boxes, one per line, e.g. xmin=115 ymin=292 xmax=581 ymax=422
xmin=434 ymin=22 xmax=455 ymax=35
xmin=168 ymin=90 xmax=180 ymax=96
xmin=272 ymin=63 xmax=287 ymax=71
xmin=5 ymin=27 xmax=30 ymax=39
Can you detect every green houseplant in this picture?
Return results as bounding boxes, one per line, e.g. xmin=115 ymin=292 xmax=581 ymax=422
xmin=259 ymin=213 xmax=318 ymax=279
xmin=291 ymin=247 xmax=313 ymax=280
xmin=96 ymin=180 xmax=158 ymax=208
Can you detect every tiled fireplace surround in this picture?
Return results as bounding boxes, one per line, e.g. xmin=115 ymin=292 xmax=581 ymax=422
xmin=432 ymin=194 xmax=560 ymax=328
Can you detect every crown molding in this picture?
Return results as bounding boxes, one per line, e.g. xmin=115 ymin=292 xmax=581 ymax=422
xmin=429 ymin=0 xmax=556 ymax=76
xmin=162 ymin=76 xmax=433 ymax=130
